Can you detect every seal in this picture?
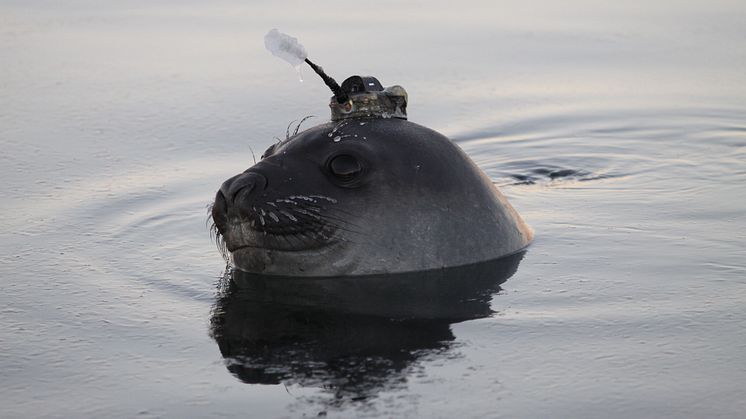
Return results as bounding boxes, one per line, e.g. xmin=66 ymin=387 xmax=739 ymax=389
xmin=210 ymin=116 xmax=533 ymax=276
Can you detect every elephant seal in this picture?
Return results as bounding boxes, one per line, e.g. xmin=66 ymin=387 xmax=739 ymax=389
xmin=210 ymin=76 xmax=532 ymax=276
xmin=210 ymin=120 xmax=533 ymax=276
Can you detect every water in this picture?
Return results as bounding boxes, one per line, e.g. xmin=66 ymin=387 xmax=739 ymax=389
xmin=2 ymin=1 xmax=745 ymax=417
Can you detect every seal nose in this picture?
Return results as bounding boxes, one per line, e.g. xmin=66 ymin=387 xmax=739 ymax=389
xmin=220 ymin=171 xmax=268 ymax=205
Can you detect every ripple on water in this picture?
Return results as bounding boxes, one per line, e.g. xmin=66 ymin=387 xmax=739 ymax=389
xmin=20 ymin=155 xmax=250 ymax=303
xmin=451 ymin=106 xmax=746 ymax=190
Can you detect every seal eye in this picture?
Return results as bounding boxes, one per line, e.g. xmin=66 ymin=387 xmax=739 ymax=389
xmin=328 ymin=154 xmax=363 ymax=182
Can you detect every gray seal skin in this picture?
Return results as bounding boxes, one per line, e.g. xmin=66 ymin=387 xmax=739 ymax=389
xmin=211 ymin=117 xmax=533 ymax=276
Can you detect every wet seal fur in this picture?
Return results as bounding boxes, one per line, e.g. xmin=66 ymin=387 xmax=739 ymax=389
xmin=211 ymin=117 xmax=533 ymax=276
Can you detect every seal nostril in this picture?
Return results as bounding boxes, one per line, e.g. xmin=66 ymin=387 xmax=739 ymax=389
xmin=224 ymin=172 xmax=268 ymax=204
xmin=231 ymin=185 xmax=254 ymax=205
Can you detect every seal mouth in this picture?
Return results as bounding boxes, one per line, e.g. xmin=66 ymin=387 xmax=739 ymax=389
xmin=229 ymin=241 xmax=335 ymax=256
xmin=211 ymin=193 xmax=357 ymax=257
xmin=225 ymin=224 xmax=340 ymax=253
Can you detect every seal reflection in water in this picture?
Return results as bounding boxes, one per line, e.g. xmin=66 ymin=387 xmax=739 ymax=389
xmin=209 ymin=252 xmax=524 ymax=406
xmin=210 ymin=76 xmax=532 ymax=276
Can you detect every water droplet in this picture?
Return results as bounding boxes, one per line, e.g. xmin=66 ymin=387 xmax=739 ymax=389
xmin=333 ymin=136 xmax=342 ymax=142
xmin=295 ymin=65 xmax=303 ymax=82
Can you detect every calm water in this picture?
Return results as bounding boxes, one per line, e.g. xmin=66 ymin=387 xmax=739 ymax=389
xmin=2 ymin=1 xmax=745 ymax=418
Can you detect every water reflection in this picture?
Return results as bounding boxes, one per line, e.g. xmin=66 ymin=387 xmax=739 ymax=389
xmin=209 ymin=252 xmax=524 ymax=406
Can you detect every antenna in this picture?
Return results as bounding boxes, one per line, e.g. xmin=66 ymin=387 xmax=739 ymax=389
xmin=304 ymin=58 xmax=349 ymax=104
xmin=264 ymin=29 xmax=349 ymax=104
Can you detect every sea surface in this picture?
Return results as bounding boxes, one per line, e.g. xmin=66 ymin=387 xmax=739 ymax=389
xmin=2 ymin=1 xmax=745 ymax=418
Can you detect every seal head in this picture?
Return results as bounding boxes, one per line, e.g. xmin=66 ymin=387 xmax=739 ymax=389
xmin=211 ymin=114 xmax=532 ymax=276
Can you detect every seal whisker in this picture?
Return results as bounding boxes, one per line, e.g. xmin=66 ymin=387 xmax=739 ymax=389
xmin=248 ymin=145 xmax=257 ymax=165
xmin=296 ymin=230 xmax=323 ymax=248
xmin=291 ymin=231 xmax=318 ymax=248
xmin=294 ymin=206 xmax=362 ymax=230
xmin=285 ymin=209 xmax=325 ymax=228
xmin=278 ymin=210 xmax=298 ymax=222
xmin=288 ymin=195 xmax=318 ymax=203
xmin=300 ymin=205 xmax=321 ymax=213
xmin=281 ymin=208 xmax=352 ymax=235
xmin=206 ymin=203 xmax=216 ymax=228
xmin=300 ymin=222 xmax=333 ymax=242
xmin=320 ymin=215 xmax=362 ymax=232
xmin=286 ymin=119 xmax=298 ymax=140
xmin=302 ymin=212 xmax=363 ymax=237
xmin=210 ymin=225 xmax=230 ymax=261
xmin=277 ymin=233 xmax=298 ymax=250
xmin=290 ymin=209 xmax=363 ymax=236
xmin=291 ymin=207 xmax=322 ymax=220
xmin=307 ymin=195 xmax=338 ymax=204
xmin=289 ymin=200 xmax=351 ymax=219
xmin=288 ymin=210 xmax=363 ymax=234
xmin=318 ymin=205 xmax=356 ymax=218
xmin=207 ymin=202 xmax=230 ymax=260
xmin=294 ymin=115 xmax=316 ymax=136
xmin=292 ymin=200 xmax=355 ymax=219
xmin=325 ymin=224 xmax=363 ymax=237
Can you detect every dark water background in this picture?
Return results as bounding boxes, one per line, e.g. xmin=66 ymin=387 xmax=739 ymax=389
xmin=2 ymin=1 xmax=745 ymax=417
